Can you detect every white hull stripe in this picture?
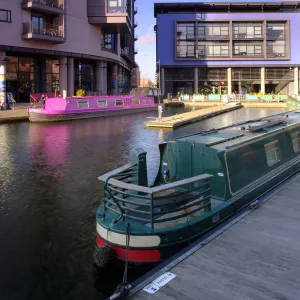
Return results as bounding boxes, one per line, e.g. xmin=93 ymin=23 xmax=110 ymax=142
xmin=96 ymin=223 xmax=161 ymax=248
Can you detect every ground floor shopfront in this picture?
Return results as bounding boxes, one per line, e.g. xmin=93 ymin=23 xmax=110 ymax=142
xmin=0 ymin=50 xmax=131 ymax=105
xmin=161 ymin=67 xmax=300 ymax=97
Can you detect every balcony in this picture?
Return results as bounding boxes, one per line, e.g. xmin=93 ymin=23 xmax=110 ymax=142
xmin=22 ymin=21 xmax=65 ymax=43
xmin=134 ymin=48 xmax=138 ymax=54
xmin=233 ymin=33 xmax=263 ymax=40
xmin=87 ymin=1 xmax=132 ymax=33
xmin=134 ymin=7 xmax=138 ymax=15
xmin=121 ymin=47 xmax=134 ymax=62
xmin=22 ymin=0 xmax=64 ymax=15
xmin=198 ymin=34 xmax=229 ymax=40
xmin=134 ymin=20 xmax=138 ymax=28
xmin=134 ymin=34 xmax=138 ymax=41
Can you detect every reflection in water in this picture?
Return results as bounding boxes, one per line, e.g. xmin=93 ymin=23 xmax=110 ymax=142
xmin=0 ymin=107 xmax=287 ymax=300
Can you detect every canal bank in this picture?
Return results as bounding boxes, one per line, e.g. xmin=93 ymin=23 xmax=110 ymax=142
xmin=0 ymin=107 xmax=287 ymax=300
xmin=130 ymin=171 xmax=300 ymax=300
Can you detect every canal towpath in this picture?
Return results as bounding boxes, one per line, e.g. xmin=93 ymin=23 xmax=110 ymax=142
xmin=130 ymin=172 xmax=300 ymax=300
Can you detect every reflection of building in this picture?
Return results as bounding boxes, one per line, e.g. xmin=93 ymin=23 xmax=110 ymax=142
xmin=155 ymin=1 xmax=300 ymax=97
xmin=140 ymin=77 xmax=153 ymax=87
xmin=0 ymin=0 xmax=138 ymax=104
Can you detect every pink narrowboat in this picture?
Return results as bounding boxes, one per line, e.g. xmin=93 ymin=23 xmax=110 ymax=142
xmin=28 ymin=88 xmax=161 ymax=123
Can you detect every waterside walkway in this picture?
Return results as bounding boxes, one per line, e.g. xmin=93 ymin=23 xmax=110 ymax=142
xmin=146 ymin=103 xmax=242 ymax=128
xmin=130 ymin=172 xmax=300 ymax=300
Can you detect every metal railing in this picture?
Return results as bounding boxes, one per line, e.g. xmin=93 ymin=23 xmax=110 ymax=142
xmin=22 ymin=0 xmax=64 ymax=9
xmin=102 ymin=167 xmax=212 ymax=229
xmin=23 ymin=21 xmax=64 ymax=37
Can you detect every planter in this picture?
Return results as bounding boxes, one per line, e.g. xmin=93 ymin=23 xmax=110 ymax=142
xmin=246 ymin=94 xmax=258 ymax=100
xmin=193 ymin=95 xmax=205 ymax=102
xmin=208 ymin=94 xmax=220 ymax=101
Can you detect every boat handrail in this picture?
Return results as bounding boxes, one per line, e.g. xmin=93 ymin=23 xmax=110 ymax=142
xmin=102 ymin=171 xmax=213 ymax=228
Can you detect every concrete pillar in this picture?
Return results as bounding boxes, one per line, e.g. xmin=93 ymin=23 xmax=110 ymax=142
xmin=194 ymin=67 xmax=198 ymax=94
xmin=227 ymin=68 xmax=232 ymax=95
xmin=101 ymin=61 xmax=107 ymax=95
xmin=261 ymin=67 xmax=265 ymax=95
xmin=112 ymin=64 xmax=118 ymax=95
xmin=59 ymin=56 xmax=67 ymax=98
xmin=160 ymin=67 xmax=165 ymax=96
xmin=294 ymin=67 xmax=299 ymax=95
xmin=96 ymin=61 xmax=102 ymax=95
xmin=67 ymin=57 xmax=74 ymax=96
xmin=0 ymin=51 xmax=6 ymax=110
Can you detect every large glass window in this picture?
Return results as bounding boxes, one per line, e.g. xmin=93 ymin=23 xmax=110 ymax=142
xmin=0 ymin=9 xmax=11 ymax=22
xmin=177 ymin=41 xmax=195 ymax=58
xmin=45 ymin=59 xmax=59 ymax=92
xmin=233 ymin=22 xmax=262 ymax=39
xmin=267 ymin=41 xmax=285 ymax=58
xmin=198 ymin=42 xmax=229 ymax=58
xmin=102 ymin=32 xmax=116 ymax=52
xmin=233 ymin=41 xmax=263 ymax=57
xmin=74 ymin=60 xmax=95 ymax=93
xmin=267 ymin=22 xmax=285 ymax=39
xmin=107 ymin=0 xmax=126 ymax=13
xmin=265 ymin=141 xmax=280 ymax=166
xmin=198 ymin=23 xmax=229 ymax=39
xmin=177 ymin=23 xmax=195 ymax=40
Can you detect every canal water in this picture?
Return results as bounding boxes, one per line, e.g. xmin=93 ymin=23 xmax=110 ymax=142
xmin=0 ymin=106 xmax=286 ymax=300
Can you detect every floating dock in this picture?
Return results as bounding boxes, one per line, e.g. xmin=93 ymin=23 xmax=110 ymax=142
xmin=130 ymin=172 xmax=300 ymax=300
xmin=146 ymin=103 xmax=243 ymax=128
xmin=0 ymin=108 xmax=28 ymax=123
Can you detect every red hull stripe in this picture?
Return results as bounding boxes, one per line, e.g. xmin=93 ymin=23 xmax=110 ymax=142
xmin=96 ymin=236 xmax=161 ymax=262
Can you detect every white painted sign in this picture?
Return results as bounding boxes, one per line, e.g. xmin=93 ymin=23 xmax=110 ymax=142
xmin=143 ymin=272 xmax=176 ymax=294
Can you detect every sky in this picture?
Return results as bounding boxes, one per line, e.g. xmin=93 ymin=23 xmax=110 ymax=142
xmin=134 ymin=0 xmax=291 ymax=80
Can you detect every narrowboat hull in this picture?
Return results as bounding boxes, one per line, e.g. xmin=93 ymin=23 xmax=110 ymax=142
xmin=95 ymin=159 xmax=300 ymax=265
xmin=28 ymin=106 xmax=157 ymax=123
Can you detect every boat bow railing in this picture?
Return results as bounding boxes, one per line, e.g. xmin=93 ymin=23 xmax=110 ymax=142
xmin=99 ymin=165 xmax=213 ymax=229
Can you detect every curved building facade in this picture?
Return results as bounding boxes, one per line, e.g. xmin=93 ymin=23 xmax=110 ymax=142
xmin=0 ymin=0 xmax=138 ymax=105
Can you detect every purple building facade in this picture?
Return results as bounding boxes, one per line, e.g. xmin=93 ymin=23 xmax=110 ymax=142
xmin=155 ymin=1 xmax=300 ymax=97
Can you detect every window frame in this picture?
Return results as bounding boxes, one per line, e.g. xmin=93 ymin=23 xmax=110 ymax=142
xmin=0 ymin=9 xmax=11 ymax=23
xmin=132 ymin=98 xmax=140 ymax=105
xmin=115 ymin=99 xmax=124 ymax=106
xmin=97 ymin=100 xmax=107 ymax=107
xmin=77 ymin=100 xmax=89 ymax=109
xmin=291 ymin=131 xmax=300 ymax=153
xmin=264 ymin=140 xmax=281 ymax=167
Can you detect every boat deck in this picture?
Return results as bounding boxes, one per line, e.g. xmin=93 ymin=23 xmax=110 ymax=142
xmin=130 ymin=173 xmax=300 ymax=300
xmin=145 ymin=103 xmax=242 ymax=128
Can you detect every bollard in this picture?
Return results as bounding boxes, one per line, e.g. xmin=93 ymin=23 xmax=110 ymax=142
xmin=158 ymin=105 xmax=163 ymax=122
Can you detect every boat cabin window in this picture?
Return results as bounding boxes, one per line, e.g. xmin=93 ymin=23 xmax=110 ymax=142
xmin=132 ymin=98 xmax=140 ymax=105
xmin=291 ymin=131 xmax=300 ymax=152
xmin=78 ymin=101 xmax=89 ymax=108
xmin=264 ymin=140 xmax=280 ymax=166
xmin=148 ymin=90 xmax=153 ymax=96
xmin=115 ymin=99 xmax=124 ymax=106
xmin=97 ymin=100 xmax=107 ymax=107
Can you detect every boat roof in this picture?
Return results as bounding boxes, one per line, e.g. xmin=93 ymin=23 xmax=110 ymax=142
xmin=177 ymin=110 xmax=300 ymax=151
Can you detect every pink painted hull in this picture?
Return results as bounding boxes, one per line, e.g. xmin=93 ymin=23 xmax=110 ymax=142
xmin=28 ymin=95 xmax=158 ymax=122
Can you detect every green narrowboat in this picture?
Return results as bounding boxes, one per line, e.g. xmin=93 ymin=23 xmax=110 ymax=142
xmin=94 ymin=110 xmax=300 ymax=266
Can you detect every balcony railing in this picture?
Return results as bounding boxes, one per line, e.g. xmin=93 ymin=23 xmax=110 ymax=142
xmin=107 ymin=5 xmax=126 ymax=13
xmin=198 ymin=34 xmax=229 ymax=40
xmin=233 ymin=33 xmax=262 ymax=39
xmin=23 ymin=0 xmax=64 ymax=8
xmin=23 ymin=21 xmax=64 ymax=39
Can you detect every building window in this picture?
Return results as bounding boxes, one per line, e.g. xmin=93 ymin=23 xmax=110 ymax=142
xmin=265 ymin=141 xmax=280 ymax=166
xmin=115 ymin=99 xmax=124 ymax=106
xmin=0 ymin=9 xmax=11 ymax=23
xmin=267 ymin=41 xmax=285 ymax=58
xmin=107 ymin=0 xmax=126 ymax=13
xmin=102 ymin=32 xmax=116 ymax=52
xmin=267 ymin=22 xmax=285 ymax=39
xmin=233 ymin=22 xmax=262 ymax=39
xmin=176 ymin=22 xmax=195 ymax=58
xmin=291 ymin=132 xmax=300 ymax=153
xmin=198 ymin=42 xmax=229 ymax=58
xmin=198 ymin=23 xmax=229 ymax=39
xmin=78 ymin=101 xmax=89 ymax=108
xmin=233 ymin=41 xmax=263 ymax=57
xmin=97 ymin=100 xmax=107 ymax=107
xmin=46 ymin=59 xmax=59 ymax=93
xmin=177 ymin=22 xmax=195 ymax=40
